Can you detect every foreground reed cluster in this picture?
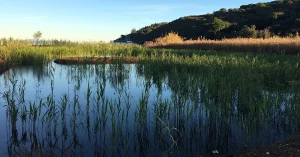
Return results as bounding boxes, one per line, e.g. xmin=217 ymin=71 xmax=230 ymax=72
xmin=145 ymin=32 xmax=300 ymax=54
xmin=1 ymin=62 xmax=299 ymax=156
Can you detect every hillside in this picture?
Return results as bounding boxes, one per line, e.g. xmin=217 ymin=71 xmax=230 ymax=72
xmin=115 ymin=0 xmax=300 ymax=44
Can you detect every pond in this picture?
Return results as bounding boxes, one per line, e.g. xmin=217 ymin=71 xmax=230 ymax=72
xmin=0 ymin=61 xmax=299 ymax=157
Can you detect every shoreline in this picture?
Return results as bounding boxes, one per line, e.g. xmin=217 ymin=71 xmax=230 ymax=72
xmin=53 ymin=56 xmax=139 ymax=65
xmin=0 ymin=57 xmax=140 ymax=76
xmin=226 ymin=137 xmax=300 ymax=157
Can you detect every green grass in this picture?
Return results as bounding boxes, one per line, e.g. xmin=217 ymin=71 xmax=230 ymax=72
xmin=0 ymin=43 xmax=146 ymax=66
xmin=0 ymin=41 xmax=299 ymax=84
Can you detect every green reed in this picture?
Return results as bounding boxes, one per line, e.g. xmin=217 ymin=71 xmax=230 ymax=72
xmin=0 ymin=43 xmax=146 ymax=66
xmin=18 ymin=80 xmax=26 ymax=103
xmin=1 ymin=41 xmax=299 ymax=79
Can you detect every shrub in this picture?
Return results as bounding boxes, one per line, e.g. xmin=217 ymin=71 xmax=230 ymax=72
xmin=144 ymin=32 xmax=184 ymax=46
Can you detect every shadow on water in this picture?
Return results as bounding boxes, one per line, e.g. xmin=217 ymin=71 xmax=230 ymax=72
xmin=0 ymin=60 xmax=299 ymax=157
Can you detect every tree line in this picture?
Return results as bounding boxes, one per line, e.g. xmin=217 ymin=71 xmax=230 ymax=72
xmin=0 ymin=31 xmax=80 ymax=46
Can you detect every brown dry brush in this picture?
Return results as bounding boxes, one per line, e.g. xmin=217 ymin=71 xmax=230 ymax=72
xmin=145 ymin=32 xmax=300 ymax=54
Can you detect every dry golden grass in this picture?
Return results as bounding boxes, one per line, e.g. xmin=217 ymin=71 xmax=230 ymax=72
xmin=145 ymin=32 xmax=184 ymax=45
xmin=145 ymin=32 xmax=300 ymax=54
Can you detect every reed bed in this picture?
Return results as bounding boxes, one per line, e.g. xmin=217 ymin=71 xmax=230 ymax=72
xmin=145 ymin=33 xmax=300 ymax=54
xmin=0 ymin=43 xmax=147 ymax=66
xmin=0 ymin=38 xmax=299 ymax=83
xmin=0 ymin=37 xmax=299 ymax=68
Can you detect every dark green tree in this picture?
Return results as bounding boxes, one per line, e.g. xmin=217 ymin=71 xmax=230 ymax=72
xmin=211 ymin=18 xmax=232 ymax=33
xmin=239 ymin=25 xmax=257 ymax=38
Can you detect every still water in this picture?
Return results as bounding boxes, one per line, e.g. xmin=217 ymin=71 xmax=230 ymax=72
xmin=0 ymin=61 xmax=299 ymax=157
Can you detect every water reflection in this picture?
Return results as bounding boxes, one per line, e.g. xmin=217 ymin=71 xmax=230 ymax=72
xmin=0 ymin=61 xmax=299 ymax=157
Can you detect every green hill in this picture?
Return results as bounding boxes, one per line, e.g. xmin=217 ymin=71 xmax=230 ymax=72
xmin=115 ymin=0 xmax=300 ymax=44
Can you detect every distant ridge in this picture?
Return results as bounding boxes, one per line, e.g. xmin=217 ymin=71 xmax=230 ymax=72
xmin=115 ymin=0 xmax=300 ymax=44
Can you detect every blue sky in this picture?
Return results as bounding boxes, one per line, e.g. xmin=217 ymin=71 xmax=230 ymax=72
xmin=0 ymin=0 xmax=273 ymax=42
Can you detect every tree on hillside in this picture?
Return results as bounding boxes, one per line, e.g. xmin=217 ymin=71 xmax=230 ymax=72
xmin=33 ymin=31 xmax=42 ymax=45
xmin=211 ymin=18 xmax=232 ymax=34
xmin=131 ymin=28 xmax=137 ymax=34
xmin=238 ymin=25 xmax=257 ymax=38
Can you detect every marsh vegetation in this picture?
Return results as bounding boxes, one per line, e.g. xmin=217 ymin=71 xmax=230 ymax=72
xmin=0 ymin=51 xmax=299 ymax=156
xmin=1 ymin=0 xmax=300 ymax=156
xmin=0 ymin=36 xmax=300 ymax=156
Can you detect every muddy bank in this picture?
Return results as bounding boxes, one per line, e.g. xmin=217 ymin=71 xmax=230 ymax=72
xmin=54 ymin=56 xmax=139 ymax=65
xmin=0 ymin=58 xmax=9 ymax=75
xmin=223 ymin=137 xmax=300 ymax=157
